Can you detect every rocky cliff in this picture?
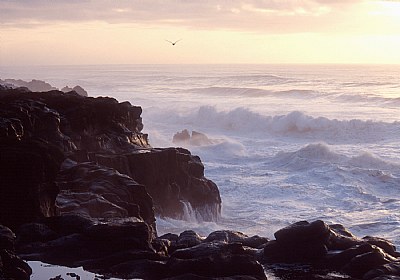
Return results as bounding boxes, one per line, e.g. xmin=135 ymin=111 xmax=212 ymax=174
xmin=0 ymin=87 xmax=221 ymax=235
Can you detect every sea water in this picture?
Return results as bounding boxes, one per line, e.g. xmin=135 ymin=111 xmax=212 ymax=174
xmin=2 ymin=64 xmax=400 ymax=250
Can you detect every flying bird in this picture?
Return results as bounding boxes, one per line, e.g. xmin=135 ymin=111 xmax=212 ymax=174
xmin=165 ymin=39 xmax=182 ymax=46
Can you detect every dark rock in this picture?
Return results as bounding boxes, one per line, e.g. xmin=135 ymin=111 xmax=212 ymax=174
xmin=0 ymin=138 xmax=64 ymax=230
xmin=205 ymin=230 xmax=248 ymax=244
xmin=159 ymin=233 xmax=179 ymax=243
xmin=0 ymin=225 xmax=32 ymax=279
xmin=173 ymin=129 xmax=214 ymax=146
xmin=18 ymin=220 xmax=154 ymax=268
xmin=363 ymin=262 xmax=400 ymax=280
xmin=370 ymin=276 xmax=400 ymax=280
xmin=83 ymin=221 xmax=153 ymax=254
xmin=166 ymin=253 xmax=266 ymax=279
xmin=174 ymin=230 xmax=204 ymax=250
xmin=156 ymin=233 xmax=179 ymax=255
xmin=56 ymin=160 xmax=156 ymax=234
xmin=205 ymin=230 xmax=269 ymax=249
xmin=0 ymin=226 xmax=15 ymax=251
xmin=16 ymin=223 xmax=57 ymax=244
xmin=79 ymin=249 xmax=166 ymax=271
xmin=243 ymin=235 xmax=270 ymax=249
xmin=0 ymin=89 xmax=148 ymax=153
xmin=162 ymin=275 xmax=263 ymax=280
xmin=172 ymin=129 xmax=190 ymax=144
xmin=107 ymin=259 xmax=167 ymax=280
xmin=0 ymin=249 xmax=32 ymax=280
xmin=171 ymin=242 xmax=245 ymax=260
xmin=61 ymin=85 xmax=88 ymax=97
xmin=327 ymin=224 xmax=363 ymax=251
xmin=324 ymin=243 xmax=377 ymax=270
xmin=42 ymin=214 xmax=95 ymax=236
xmin=164 ymin=241 xmax=266 ymax=279
xmin=363 ymin=236 xmax=399 ymax=257
xmin=152 ymin=238 xmax=171 ymax=256
xmin=342 ymin=244 xmax=397 ymax=279
xmin=263 ymin=239 xmax=328 ymax=264
xmin=0 ymin=87 xmax=221 ymax=226
xmin=274 ymin=220 xmax=331 ymax=245
xmin=262 ymin=220 xmax=330 ymax=264
xmin=102 ymin=148 xmax=221 ymax=220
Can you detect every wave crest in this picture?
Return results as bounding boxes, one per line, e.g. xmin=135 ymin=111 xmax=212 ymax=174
xmin=184 ymin=106 xmax=398 ymax=143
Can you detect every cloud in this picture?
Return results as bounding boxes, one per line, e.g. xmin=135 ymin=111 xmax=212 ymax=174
xmin=0 ymin=0 xmax=364 ymax=33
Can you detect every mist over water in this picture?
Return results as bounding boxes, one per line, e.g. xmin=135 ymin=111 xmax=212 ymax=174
xmin=2 ymin=64 xmax=400 ymax=246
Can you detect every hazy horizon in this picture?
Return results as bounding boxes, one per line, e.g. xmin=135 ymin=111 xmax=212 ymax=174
xmin=1 ymin=0 xmax=400 ymax=66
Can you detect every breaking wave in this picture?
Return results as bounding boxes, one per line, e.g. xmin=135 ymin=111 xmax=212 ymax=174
xmin=270 ymin=143 xmax=400 ymax=172
xmin=164 ymin=106 xmax=400 ymax=143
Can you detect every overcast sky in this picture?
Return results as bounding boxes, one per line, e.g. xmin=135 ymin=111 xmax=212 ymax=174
xmin=1 ymin=0 xmax=400 ymax=65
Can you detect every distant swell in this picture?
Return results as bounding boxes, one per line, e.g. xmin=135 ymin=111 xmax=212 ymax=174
xmin=187 ymin=86 xmax=318 ymax=98
xmin=164 ymin=106 xmax=399 ymax=143
xmin=183 ymin=86 xmax=400 ymax=106
xmin=270 ymin=143 xmax=400 ymax=171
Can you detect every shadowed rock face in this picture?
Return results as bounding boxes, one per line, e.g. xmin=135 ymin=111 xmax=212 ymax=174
xmin=56 ymin=160 xmax=156 ymax=233
xmin=0 ymin=138 xmax=64 ymax=230
xmin=93 ymin=148 xmax=221 ymax=220
xmin=0 ymin=88 xmax=221 ymax=231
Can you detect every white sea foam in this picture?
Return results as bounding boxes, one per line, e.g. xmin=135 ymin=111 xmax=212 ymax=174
xmin=146 ymin=105 xmax=399 ymax=144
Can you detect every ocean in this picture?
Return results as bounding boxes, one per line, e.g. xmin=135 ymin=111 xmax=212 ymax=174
xmin=2 ymin=64 xmax=400 ymax=250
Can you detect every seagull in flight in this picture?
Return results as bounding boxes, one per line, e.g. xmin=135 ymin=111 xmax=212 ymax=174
xmin=165 ymin=39 xmax=182 ymax=46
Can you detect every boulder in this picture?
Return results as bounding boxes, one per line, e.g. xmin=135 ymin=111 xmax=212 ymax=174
xmin=205 ymin=230 xmax=269 ymax=249
xmin=342 ymin=244 xmax=397 ymax=279
xmin=263 ymin=220 xmax=330 ymax=264
xmin=173 ymin=230 xmax=204 ymax=251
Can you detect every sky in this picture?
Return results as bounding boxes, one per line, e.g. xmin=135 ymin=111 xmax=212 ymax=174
xmin=1 ymin=0 xmax=400 ymax=65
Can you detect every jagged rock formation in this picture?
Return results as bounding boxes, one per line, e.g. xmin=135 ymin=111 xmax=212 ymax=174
xmin=92 ymin=148 xmax=221 ymax=220
xmin=0 ymin=88 xmax=221 ymax=231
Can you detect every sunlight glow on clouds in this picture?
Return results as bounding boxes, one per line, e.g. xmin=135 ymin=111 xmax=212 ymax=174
xmin=0 ymin=0 xmax=400 ymax=65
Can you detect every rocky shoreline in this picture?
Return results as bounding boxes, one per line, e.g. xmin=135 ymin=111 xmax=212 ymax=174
xmin=0 ymin=85 xmax=399 ymax=280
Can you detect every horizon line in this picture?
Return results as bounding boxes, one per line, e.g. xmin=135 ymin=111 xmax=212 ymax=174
xmin=2 ymin=62 xmax=400 ymax=68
